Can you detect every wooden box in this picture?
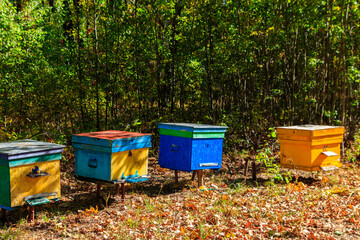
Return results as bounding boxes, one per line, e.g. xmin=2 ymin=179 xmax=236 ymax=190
xmin=72 ymin=131 xmax=151 ymax=181
xmin=276 ymin=125 xmax=344 ymax=171
xmin=0 ymin=140 xmax=64 ymax=209
xmin=158 ymin=123 xmax=228 ymax=172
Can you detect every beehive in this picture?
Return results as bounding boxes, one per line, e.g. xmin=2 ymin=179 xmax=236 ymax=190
xmin=0 ymin=140 xmax=64 ymax=209
xmin=72 ymin=131 xmax=151 ymax=181
xmin=158 ymin=123 xmax=228 ymax=172
xmin=276 ymin=125 xmax=344 ymax=171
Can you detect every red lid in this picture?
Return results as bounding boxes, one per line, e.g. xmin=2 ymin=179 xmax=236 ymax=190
xmin=74 ymin=130 xmax=151 ymax=140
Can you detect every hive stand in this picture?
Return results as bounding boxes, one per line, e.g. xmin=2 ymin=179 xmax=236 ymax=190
xmin=175 ymin=170 xmax=204 ymax=188
xmin=1 ymin=195 xmax=58 ymax=222
xmin=76 ymin=174 xmax=149 ymax=203
xmin=243 ymin=157 xmax=257 ymax=181
xmin=1 ymin=208 xmax=6 ymax=222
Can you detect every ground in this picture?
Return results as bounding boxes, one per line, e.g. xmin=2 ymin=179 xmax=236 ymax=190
xmin=1 ymin=149 xmax=360 ymax=240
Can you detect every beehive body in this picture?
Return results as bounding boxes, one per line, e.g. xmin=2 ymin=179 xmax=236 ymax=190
xmin=277 ymin=125 xmax=344 ymax=171
xmin=0 ymin=140 xmax=64 ymax=209
xmin=73 ymin=131 xmax=151 ymax=181
xmin=158 ymin=123 xmax=227 ymax=172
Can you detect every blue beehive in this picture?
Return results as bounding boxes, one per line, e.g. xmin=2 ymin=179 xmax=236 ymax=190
xmin=72 ymin=131 xmax=151 ymax=182
xmin=158 ymin=123 xmax=228 ymax=172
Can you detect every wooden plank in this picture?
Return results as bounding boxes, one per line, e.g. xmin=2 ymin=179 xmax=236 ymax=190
xmin=175 ymin=170 xmax=179 ymax=184
xmin=111 ymin=148 xmax=149 ymax=180
xmin=276 ymin=125 xmax=344 ymax=137
xmin=0 ymin=140 xmax=64 ymax=160
xmin=10 ymin=160 xmax=61 ymax=207
xmin=8 ymin=153 xmax=62 ymax=167
xmin=121 ymin=183 xmax=125 ymax=203
xmin=0 ymin=165 xmax=11 ymax=208
xmin=159 ymin=128 xmax=225 ymax=139
xmin=157 ymin=123 xmax=228 ymax=133
xmin=75 ymin=175 xmax=126 ymax=185
xmin=196 ymin=170 xmax=204 ymax=188
xmin=252 ymin=160 xmax=257 ymax=181
xmin=244 ymin=158 xmax=249 ymax=177
xmin=72 ymin=131 xmax=151 ymax=148
xmin=159 ymin=129 xmax=193 ymax=138
xmin=29 ymin=206 xmax=35 ymax=222
xmin=73 ymin=142 xmax=151 ymax=153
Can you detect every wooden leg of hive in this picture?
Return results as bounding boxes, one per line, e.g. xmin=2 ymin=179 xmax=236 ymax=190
xmin=29 ymin=206 xmax=35 ymax=222
xmin=197 ymin=170 xmax=204 ymax=188
xmin=191 ymin=171 xmax=196 ymax=181
xmin=121 ymin=183 xmax=125 ymax=203
xmin=175 ymin=170 xmax=179 ymax=184
xmin=1 ymin=209 xmax=6 ymax=223
xmin=97 ymin=184 xmax=102 ymax=197
xmin=244 ymin=158 xmax=249 ymax=178
xmin=252 ymin=159 xmax=257 ymax=181
xmin=115 ymin=184 xmax=120 ymax=195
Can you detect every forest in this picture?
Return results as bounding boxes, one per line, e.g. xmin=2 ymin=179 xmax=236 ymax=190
xmin=1 ymin=0 xmax=359 ymax=149
xmin=1 ymin=0 xmax=360 ymax=239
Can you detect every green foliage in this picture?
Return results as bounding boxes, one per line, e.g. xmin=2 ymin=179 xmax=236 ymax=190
xmin=0 ymin=0 xmax=359 ymax=150
xmin=345 ymin=130 xmax=360 ymax=163
xmin=256 ymin=144 xmax=291 ymax=184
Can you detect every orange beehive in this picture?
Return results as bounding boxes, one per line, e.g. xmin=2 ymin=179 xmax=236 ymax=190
xmin=276 ymin=125 xmax=344 ymax=171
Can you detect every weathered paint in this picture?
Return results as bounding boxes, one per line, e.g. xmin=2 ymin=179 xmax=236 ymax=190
xmin=73 ymin=131 xmax=151 ymax=181
xmin=0 ymin=139 xmax=64 ymax=160
xmin=159 ymin=128 xmax=225 ymax=139
xmin=74 ymin=148 xmax=111 ymax=181
xmin=111 ymin=148 xmax=148 ymax=180
xmin=0 ymin=165 xmax=11 ymax=208
xmin=277 ymin=125 xmax=344 ymax=171
xmin=9 ymin=160 xmax=60 ymax=207
xmin=72 ymin=142 xmax=151 ymax=153
xmin=1 ymin=153 xmax=62 ymax=168
xmin=72 ymin=131 xmax=151 ymax=148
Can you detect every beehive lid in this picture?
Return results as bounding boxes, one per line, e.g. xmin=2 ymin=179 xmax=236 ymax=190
xmin=72 ymin=130 xmax=151 ymax=148
xmin=276 ymin=125 xmax=344 ymax=137
xmin=0 ymin=139 xmax=65 ymax=160
xmin=157 ymin=123 xmax=228 ymax=132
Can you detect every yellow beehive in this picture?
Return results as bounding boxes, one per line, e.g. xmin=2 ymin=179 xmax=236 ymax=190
xmin=276 ymin=125 xmax=344 ymax=171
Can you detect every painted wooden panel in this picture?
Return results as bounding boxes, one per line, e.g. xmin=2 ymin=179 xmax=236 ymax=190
xmin=72 ymin=142 xmax=151 ymax=153
xmin=0 ymin=139 xmax=64 ymax=160
xmin=0 ymin=165 xmax=11 ymax=208
xmin=158 ymin=123 xmax=228 ymax=133
xmin=158 ymin=123 xmax=227 ymax=172
xmin=111 ymin=148 xmax=148 ymax=180
xmin=159 ymin=135 xmax=192 ymax=172
xmin=5 ymin=153 xmax=62 ymax=167
xmin=73 ymin=130 xmax=151 ymax=181
xmin=72 ymin=131 xmax=151 ymax=148
xmin=74 ymin=148 xmax=111 ymax=181
xmin=9 ymin=160 xmax=60 ymax=207
xmin=277 ymin=125 xmax=344 ymax=137
xmin=277 ymin=125 xmax=344 ymax=171
xmin=191 ymin=139 xmax=223 ymax=170
xmin=159 ymin=128 xmax=225 ymax=139
xmin=159 ymin=135 xmax=223 ymax=172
